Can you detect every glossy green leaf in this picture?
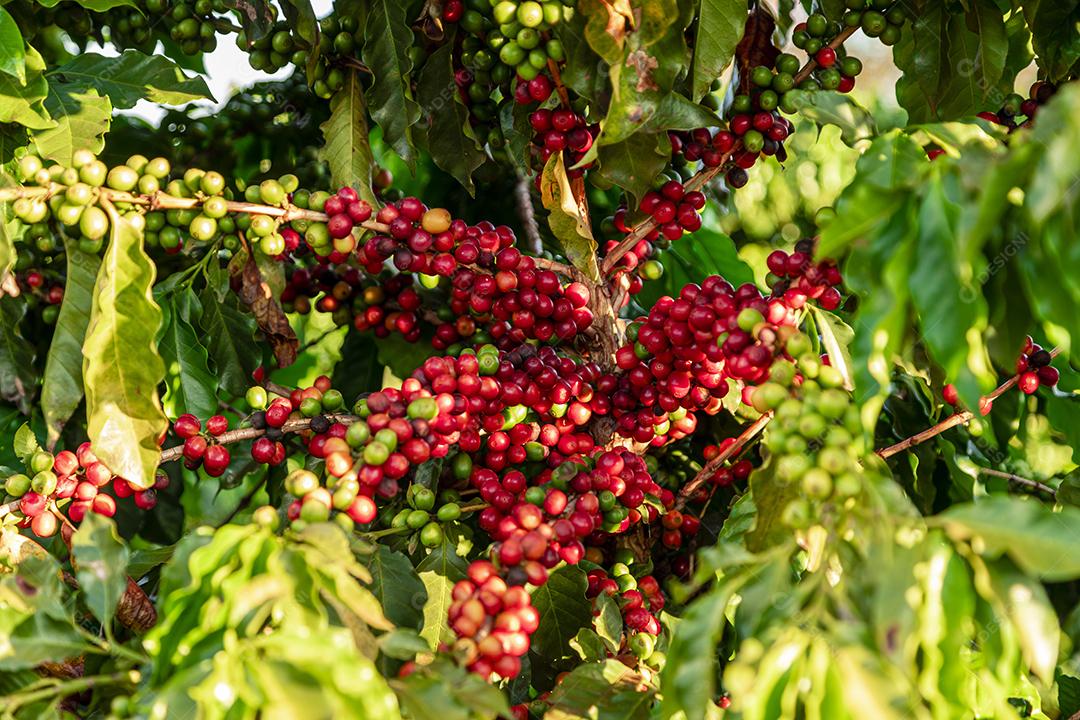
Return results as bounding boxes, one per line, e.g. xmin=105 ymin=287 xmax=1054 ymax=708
xmin=809 ymin=306 xmax=854 ymax=391
xmin=12 ymin=422 xmax=39 ymax=465
xmin=46 ymin=51 xmax=213 ymax=110
xmin=594 ymin=131 xmax=670 ymax=208
xmin=937 ymin=496 xmax=1080 ymax=581
xmin=41 ymin=236 xmax=99 ymax=447
xmin=545 ymin=660 xmax=653 ymax=720
xmin=529 ymin=565 xmax=592 ymax=661
xmin=593 ymin=592 xmax=622 ymax=652
xmin=0 ymin=297 xmax=35 ymax=414
xmin=198 ymin=285 xmax=257 ymax=398
xmin=416 ymin=540 xmax=468 ymax=648
xmin=83 ymin=205 xmax=167 ymax=489
xmin=32 ymin=86 xmax=111 ymax=164
xmin=319 ymin=69 xmax=378 ymax=208
xmin=71 ymin=513 xmax=129 ymax=629
xmin=158 ymin=289 xmax=218 ymax=420
xmin=691 ymin=0 xmax=744 ymax=101
xmin=0 ymin=8 xmax=25 ymax=84
xmin=366 ymin=545 xmax=426 ymax=631
xmin=0 ymin=45 xmax=52 ymax=130
xmin=986 ymin=559 xmax=1058 ymax=683
xmin=362 ymin=0 xmax=420 ymax=167
xmin=540 ymin=152 xmax=601 ymax=281
xmin=1025 ymin=0 xmax=1080 ymax=81
xmin=785 ymin=90 xmax=877 ymax=146
xmin=392 ymin=660 xmax=511 ymax=720
xmin=416 ymin=41 xmax=487 ymax=195
xmin=31 ymin=0 xmax=134 ymax=9
xmin=660 ymin=582 xmax=733 ymax=719
xmin=909 ymin=173 xmax=992 ymax=408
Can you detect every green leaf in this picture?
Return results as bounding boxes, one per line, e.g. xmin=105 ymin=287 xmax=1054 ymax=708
xmin=332 ymin=331 xmax=385 ymax=405
xmin=570 ymin=628 xmax=608 ymax=661
xmin=986 ymin=559 xmax=1058 ymax=683
xmin=909 ymin=173 xmax=992 ymax=408
xmin=279 ymin=0 xmax=317 ymax=46
xmin=1060 ymin=674 xmax=1080 ymax=717
xmin=540 ymin=152 xmax=600 ymax=282
xmin=13 ymin=423 xmax=40 ymax=465
xmin=0 ymin=8 xmax=26 ymax=83
xmin=319 ymin=69 xmax=378 ymax=208
xmin=416 ymin=41 xmax=486 ymax=195
xmin=32 ymin=86 xmax=111 ymax=165
xmin=366 ymin=545 xmax=426 ymax=631
xmin=83 ymin=205 xmax=167 ymax=489
xmin=691 ymin=0 xmax=744 ymax=101
xmin=378 ymin=628 xmax=430 ymax=660
xmin=158 ymin=289 xmax=218 ymax=419
xmin=71 ymin=513 xmax=129 ymax=629
xmin=41 ymin=236 xmax=99 ymax=447
xmin=936 ymin=496 xmax=1080 ymax=581
xmin=32 ymin=0 xmax=134 ymax=9
xmin=375 ymin=330 xmax=435 ymax=380
xmin=661 ymin=583 xmax=732 ymax=720
xmin=545 ymin=659 xmax=653 ymax=720
xmin=198 ymin=283 xmax=257 ymax=398
xmin=809 ymin=305 xmax=854 ymax=391
xmin=415 ymin=540 xmax=468 ymax=648
xmin=46 ymin=51 xmax=213 ymax=109
xmin=529 ymin=565 xmax=592 ymax=661
xmin=0 ymin=297 xmax=35 ymax=414
xmin=594 ymin=131 xmax=670 ymax=208
xmin=1025 ymin=0 xmax=1080 ymax=81
xmin=0 ymin=45 xmax=51 ymax=130
xmin=580 ymin=0 xmax=631 ymax=65
xmin=593 ymin=592 xmax=622 ymax=652
xmin=392 ymin=660 xmax=511 ymax=720
xmin=362 ymin=0 xmax=420 ymax=167
xmin=785 ymin=90 xmax=877 ymax=146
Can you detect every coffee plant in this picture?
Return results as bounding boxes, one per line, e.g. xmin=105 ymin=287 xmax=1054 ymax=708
xmin=0 ymin=0 xmax=1079 ymax=717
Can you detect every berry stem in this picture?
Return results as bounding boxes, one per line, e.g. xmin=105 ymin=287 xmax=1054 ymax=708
xmin=599 ymin=25 xmax=859 ymax=276
xmin=0 ymin=185 xmax=391 ymax=234
xmin=876 ymin=347 xmax=1061 ymax=459
xmin=157 ymin=412 xmax=361 ymax=464
xmin=546 ymin=57 xmax=571 ymax=108
xmin=977 ymin=467 xmax=1057 ymax=498
xmin=675 ymin=412 xmax=772 ymax=511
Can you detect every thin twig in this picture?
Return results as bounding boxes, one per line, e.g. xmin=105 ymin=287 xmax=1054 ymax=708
xmin=977 ymin=467 xmax=1056 ymax=498
xmin=158 ymin=412 xmax=360 ymax=463
xmin=0 ymin=185 xmax=390 ymax=234
xmin=877 ymin=348 xmax=1061 ymax=459
xmin=600 ymin=25 xmax=859 ymax=275
xmin=675 ymin=413 xmax=772 ymax=511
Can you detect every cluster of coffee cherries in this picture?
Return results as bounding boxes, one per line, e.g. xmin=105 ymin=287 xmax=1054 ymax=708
xmin=281 ymin=196 xmax=594 ymax=351
xmin=977 ymin=81 xmax=1058 ymax=132
xmin=173 ymin=413 xmax=233 ymax=477
xmin=586 ymin=566 xmax=665 ymax=649
xmin=445 ymin=0 xmax=570 ymax=81
xmin=943 ymin=337 xmax=1060 ymax=408
xmin=765 ymin=238 xmax=844 ymax=311
xmin=527 ymin=107 xmax=597 ymax=173
xmin=449 ymin=560 xmax=539 ymax=679
xmin=7 ymin=150 xmax=310 ymax=258
xmin=3 ymin=443 xmax=165 ymax=537
xmin=795 ymin=3 xmax=907 ymax=49
xmin=752 ymin=356 xmax=871 ymax=528
xmin=611 ymin=274 xmax=838 ymax=444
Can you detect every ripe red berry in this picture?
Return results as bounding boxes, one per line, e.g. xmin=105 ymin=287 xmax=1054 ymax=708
xmin=815 ymin=47 xmax=837 ymax=67
xmin=203 ymin=444 xmax=231 ymax=476
xmin=1019 ymin=371 xmax=1040 ymax=394
xmin=174 ymin=413 xmax=201 ymax=438
xmin=206 ymin=415 xmax=228 ymax=436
